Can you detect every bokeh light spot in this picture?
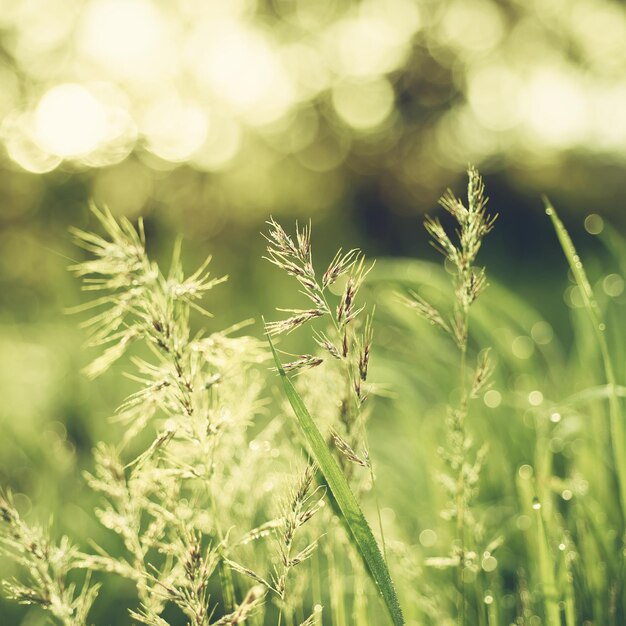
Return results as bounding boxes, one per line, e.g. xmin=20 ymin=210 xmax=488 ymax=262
xmin=482 ymin=555 xmax=497 ymax=572
xmin=34 ymin=83 xmax=107 ymax=158
xmin=192 ymin=20 xmax=294 ymax=126
xmin=142 ymin=96 xmax=208 ymax=162
xmin=468 ymin=63 xmax=524 ymax=131
xmin=525 ymin=68 xmax=588 ymax=147
xmin=440 ymin=0 xmax=504 ymax=53
xmin=332 ymin=77 xmax=394 ymax=131
xmin=512 ymin=336 xmax=534 ymax=360
xmin=584 ymin=213 xmax=604 ymax=235
xmin=419 ymin=529 xmax=437 ymax=547
xmin=603 ymin=274 xmax=624 ymax=298
xmin=78 ymin=0 xmax=175 ymax=82
xmin=484 ymin=390 xmax=502 ymax=409
xmin=530 ymin=321 xmax=554 ymax=345
xmin=3 ymin=112 xmax=62 ymax=173
xmin=334 ymin=15 xmax=410 ymax=78
xmin=191 ymin=113 xmax=242 ymax=171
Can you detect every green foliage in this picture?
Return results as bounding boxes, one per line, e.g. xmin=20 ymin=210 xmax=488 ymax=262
xmin=1 ymin=171 xmax=626 ymax=626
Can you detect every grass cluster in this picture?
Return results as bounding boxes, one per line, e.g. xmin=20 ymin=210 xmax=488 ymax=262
xmin=1 ymin=169 xmax=625 ymax=625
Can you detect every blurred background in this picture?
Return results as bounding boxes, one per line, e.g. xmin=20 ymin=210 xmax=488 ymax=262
xmin=1 ymin=0 xmax=625 ymax=623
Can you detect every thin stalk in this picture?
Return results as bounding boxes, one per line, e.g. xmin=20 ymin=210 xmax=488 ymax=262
xmin=545 ymin=198 xmax=626 ymax=525
xmin=327 ymin=549 xmax=343 ymax=626
xmin=334 ymin=551 xmax=347 ymax=626
xmin=207 ymin=435 xmax=236 ymax=613
xmin=561 ymin=555 xmax=576 ymax=626
xmin=312 ymin=548 xmax=323 ymax=616
xmin=486 ymin=597 xmax=498 ymax=626
xmin=456 ymin=454 xmax=466 ymax=626
xmin=533 ymin=498 xmax=561 ymax=626
xmin=368 ymin=451 xmax=387 ymax=562
xmin=475 ymin=576 xmax=486 ymax=626
xmin=457 ymin=311 xmax=469 ymax=626
xmin=353 ymin=561 xmax=369 ymax=626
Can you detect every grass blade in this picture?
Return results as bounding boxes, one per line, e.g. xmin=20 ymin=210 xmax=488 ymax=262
xmin=544 ymin=197 xmax=626 ymax=523
xmin=266 ymin=331 xmax=405 ymax=626
xmin=533 ymin=497 xmax=561 ymax=626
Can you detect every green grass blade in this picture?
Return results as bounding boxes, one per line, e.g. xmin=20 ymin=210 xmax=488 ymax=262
xmin=543 ymin=197 xmax=602 ymax=329
xmin=560 ymin=384 xmax=626 ymax=407
xmin=533 ymin=498 xmax=561 ymax=626
xmin=266 ymin=331 xmax=405 ymax=626
xmin=544 ymin=197 xmax=626 ymax=523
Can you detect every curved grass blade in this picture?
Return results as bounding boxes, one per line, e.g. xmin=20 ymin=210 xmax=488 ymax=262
xmin=560 ymin=384 xmax=626 ymax=407
xmin=266 ymin=330 xmax=405 ymax=626
xmin=544 ymin=197 xmax=626 ymax=523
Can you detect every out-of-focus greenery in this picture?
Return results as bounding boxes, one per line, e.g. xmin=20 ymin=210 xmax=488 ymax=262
xmin=1 ymin=0 xmax=626 ymax=624
xmin=1 ymin=0 xmax=626 ymax=220
xmin=2 ymin=186 xmax=626 ymax=625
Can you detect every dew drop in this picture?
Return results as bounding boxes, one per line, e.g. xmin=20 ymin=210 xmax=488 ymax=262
xmin=532 ymin=498 xmax=541 ymax=510
xmin=558 ymin=543 xmax=566 ymax=551
xmin=482 ymin=555 xmax=498 ymax=572
xmin=545 ymin=207 xmax=553 ymax=216
xmin=518 ymin=464 xmax=533 ymax=479
xmin=550 ymin=412 xmax=562 ymax=423
xmin=599 ymin=323 xmax=606 ymax=332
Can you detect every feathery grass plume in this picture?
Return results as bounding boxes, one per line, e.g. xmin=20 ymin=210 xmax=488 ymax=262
xmin=273 ymin=464 xmax=325 ymax=624
xmin=265 ymin=219 xmax=400 ymax=622
xmin=70 ymin=205 xmax=227 ymax=379
xmin=67 ymin=204 xmax=270 ymax=623
xmin=128 ymin=531 xmax=266 ymax=626
xmin=225 ymin=463 xmax=324 ymax=625
xmin=403 ymin=167 xmax=497 ymax=624
xmin=331 ymin=428 xmax=370 ymax=469
xmin=0 ymin=491 xmax=99 ymax=626
xmin=130 ymin=530 xmax=219 ymax=626
xmin=422 ymin=167 xmax=496 ymax=346
xmin=264 ymin=218 xmax=375 ymax=462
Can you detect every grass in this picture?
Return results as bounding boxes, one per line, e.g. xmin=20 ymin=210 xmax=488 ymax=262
xmin=266 ymin=331 xmax=404 ymax=626
xmin=544 ymin=197 xmax=626 ymax=525
xmin=1 ymin=169 xmax=625 ymax=625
